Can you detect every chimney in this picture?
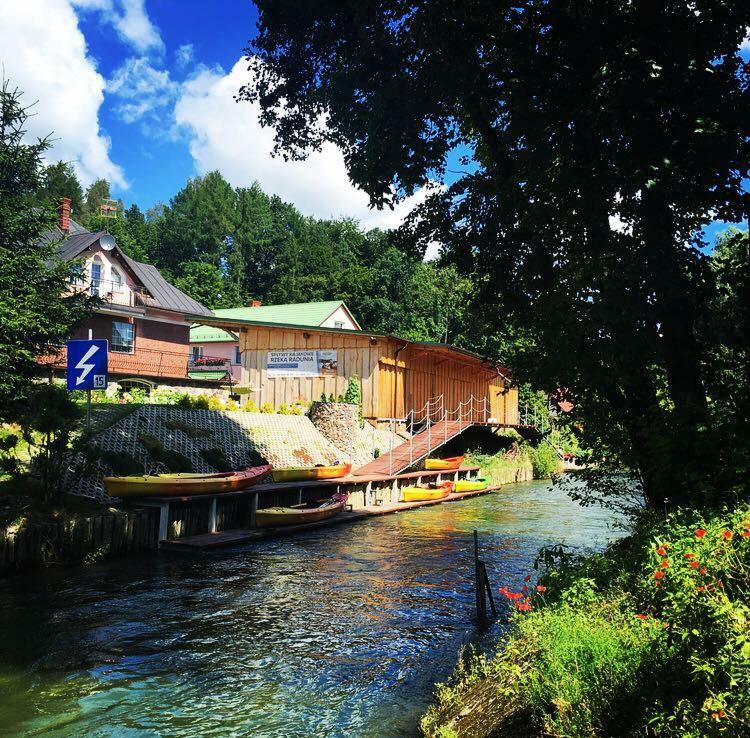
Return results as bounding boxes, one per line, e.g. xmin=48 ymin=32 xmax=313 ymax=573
xmin=248 ymin=299 xmax=262 ymax=308
xmin=57 ymin=197 xmax=71 ymax=232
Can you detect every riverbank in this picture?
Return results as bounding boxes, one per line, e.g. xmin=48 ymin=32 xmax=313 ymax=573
xmin=421 ymin=502 xmax=750 ymax=737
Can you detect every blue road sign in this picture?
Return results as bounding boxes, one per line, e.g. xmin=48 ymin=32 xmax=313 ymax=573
xmin=66 ymin=339 xmax=108 ymax=391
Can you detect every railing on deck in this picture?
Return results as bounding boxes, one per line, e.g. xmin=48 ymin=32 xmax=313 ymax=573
xmin=383 ymin=393 xmax=550 ymax=475
xmin=40 ymin=345 xmax=230 ymax=382
xmin=70 ymin=278 xmax=142 ymax=308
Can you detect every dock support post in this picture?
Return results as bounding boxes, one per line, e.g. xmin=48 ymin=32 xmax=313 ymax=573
xmin=392 ymin=478 xmax=399 ymax=503
xmin=365 ymin=481 xmax=372 ymax=507
xmin=249 ymin=492 xmax=258 ymax=528
xmin=297 ymin=489 xmax=303 ymax=506
xmin=208 ymin=498 xmax=217 ymax=534
xmin=158 ymin=503 xmax=169 ymax=543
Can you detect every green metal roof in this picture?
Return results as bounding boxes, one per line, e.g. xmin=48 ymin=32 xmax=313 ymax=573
xmin=214 ymin=301 xmax=355 ymax=327
xmin=190 ymin=300 xmax=357 ymax=343
xmin=190 ymin=324 xmax=237 ymax=343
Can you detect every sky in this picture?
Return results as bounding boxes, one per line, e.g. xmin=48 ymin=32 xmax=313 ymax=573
xmin=0 ymin=1 xmax=746 ymax=245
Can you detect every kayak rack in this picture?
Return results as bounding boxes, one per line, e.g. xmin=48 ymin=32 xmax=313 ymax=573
xmin=127 ymin=466 xmax=484 ymax=550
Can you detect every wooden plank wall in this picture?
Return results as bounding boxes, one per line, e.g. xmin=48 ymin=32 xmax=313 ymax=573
xmin=239 ymin=327 xmax=381 ymax=416
xmin=238 ymin=326 xmax=518 ymax=423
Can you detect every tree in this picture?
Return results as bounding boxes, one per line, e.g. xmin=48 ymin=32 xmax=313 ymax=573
xmin=37 ymin=161 xmax=84 ymax=219
xmin=0 ymin=80 xmax=93 ymax=418
xmin=173 ymin=261 xmax=229 ymax=309
xmin=244 ymin=2 xmax=750 ymax=506
xmin=82 ymin=178 xmax=111 ymax=222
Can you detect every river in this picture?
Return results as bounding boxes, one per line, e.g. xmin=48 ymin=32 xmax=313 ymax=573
xmin=0 ymin=479 xmax=625 ymax=737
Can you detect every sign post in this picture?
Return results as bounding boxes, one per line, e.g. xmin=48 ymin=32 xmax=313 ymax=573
xmin=66 ymin=334 xmax=108 ymax=431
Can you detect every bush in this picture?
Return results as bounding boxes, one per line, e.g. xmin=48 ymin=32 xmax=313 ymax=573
xmin=344 ymin=375 xmax=362 ymax=405
xmin=260 ymin=402 xmax=275 ymax=413
xmin=529 ymin=442 xmax=559 ymax=478
xmin=200 ymin=447 xmax=232 ymax=472
xmin=278 ymin=403 xmax=291 ymax=414
xmin=207 ymin=395 xmax=224 ymax=411
xmin=164 ymin=418 xmax=208 ymax=439
xmin=224 ymin=399 xmax=239 ymax=411
xmin=138 ymin=433 xmax=193 ymax=472
xmin=426 ymin=503 xmax=750 ymax=737
xmin=242 ymin=399 xmax=259 ymax=413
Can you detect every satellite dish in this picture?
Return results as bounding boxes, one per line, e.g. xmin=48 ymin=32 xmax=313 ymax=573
xmin=99 ymin=234 xmax=116 ymax=251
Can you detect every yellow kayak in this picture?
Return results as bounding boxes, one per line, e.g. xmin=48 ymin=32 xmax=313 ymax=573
xmin=271 ymin=463 xmax=352 ymax=483
xmin=103 ymin=465 xmax=272 ymax=497
xmin=402 ymin=483 xmax=452 ymax=502
xmin=454 ymin=477 xmax=489 ymax=493
xmin=424 ymin=455 xmax=465 ymax=471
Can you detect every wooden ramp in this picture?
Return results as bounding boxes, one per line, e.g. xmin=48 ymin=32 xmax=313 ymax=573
xmin=354 ymin=419 xmax=473 ymax=476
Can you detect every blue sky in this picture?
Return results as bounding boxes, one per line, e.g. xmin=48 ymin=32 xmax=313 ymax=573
xmin=0 ymin=1 xmax=745 ymax=245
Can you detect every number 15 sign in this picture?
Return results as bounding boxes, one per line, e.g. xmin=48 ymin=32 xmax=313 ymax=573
xmin=66 ymin=339 xmax=108 ymax=391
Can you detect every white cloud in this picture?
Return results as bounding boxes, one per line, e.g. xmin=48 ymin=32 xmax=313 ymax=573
xmin=174 ymin=59 xmax=429 ymax=229
xmin=0 ymin=0 xmax=126 ymax=189
xmin=73 ymin=0 xmax=163 ymax=55
xmin=175 ymin=44 xmax=195 ymax=69
xmin=107 ymin=57 xmax=177 ymax=123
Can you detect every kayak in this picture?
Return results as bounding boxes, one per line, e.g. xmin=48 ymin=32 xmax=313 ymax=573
xmin=402 ymin=482 xmax=453 ymax=502
xmin=255 ymin=492 xmax=348 ymax=528
xmin=454 ymin=477 xmax=490 ymax=493
xmin=103 ymin=465 xmax=273 ymax=497
xmin=271 ymin=463 xmax=352 ymax=483
xmin=424 ymin=455 xmax=465 ymax=471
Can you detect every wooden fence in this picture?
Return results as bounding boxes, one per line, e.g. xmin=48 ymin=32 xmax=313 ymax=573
xmin=0 ymin=509 xmax=158 ymax=572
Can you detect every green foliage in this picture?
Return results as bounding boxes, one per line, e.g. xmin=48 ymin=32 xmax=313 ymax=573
xmin=328 ymin=393 xmax=335 ymax=403
xmin=36 ymin=161 xmax=84 ymax=218
xmin=528 ymin=442 xmax=560 ymax=479
xmin=137 ymin=433 xmax=193 ymax=472
xmin=344 ymin=375 xmax=361 ymax=405
xmin=200 ymin=447 xmax=232 ymax=472
xmin=0 ymin=80 xmax=93 ymax=420
xmin=100 ymin=450 xmax=142 ymax=476
xmin=278 ymin=403 xmax=291 ymax=414
xmin=246 ymin=2 xmax=750 ymax=508
xmin=431 ymin=503 xmax=750 ymax=737
xmin=242 ymin=399 xmax=259 ymax=413
xmin=164 ymin=418 xmax=209 ymax=438
xmin=260 ymin=402 xmax=274 ymax=413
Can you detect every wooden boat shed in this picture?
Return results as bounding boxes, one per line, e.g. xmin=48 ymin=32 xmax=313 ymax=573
xmin=186 ymin=313 xmax=518 ymax=425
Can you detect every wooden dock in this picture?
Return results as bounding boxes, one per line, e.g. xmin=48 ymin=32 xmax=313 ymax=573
xmin=159 ymin=486 xmax=502 ymax=551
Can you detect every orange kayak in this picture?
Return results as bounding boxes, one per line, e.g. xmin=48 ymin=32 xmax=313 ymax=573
xmin=271 ymin=463 xmax=352 ymax=483
xmin=255 ymin=492 xmax=348 ymax=528
xmin=103 ymin=465 xmax=273 ymax=497
xmin=424 ymin=456 xmax=465 ymax=471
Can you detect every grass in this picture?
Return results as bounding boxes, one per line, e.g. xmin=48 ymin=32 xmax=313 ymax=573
xmin=423 ymin=503 xmax=750 ymax=737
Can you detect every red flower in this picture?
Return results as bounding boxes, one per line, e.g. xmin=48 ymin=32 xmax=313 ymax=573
xmin=660 ymin=559 xmax=670 ymax=569
xmin=536 ymin=585 xmax=547 ymax=593
xmin=653 ymin=570 xmax=664 ymax=580
xmin=524 ymin=575 xmax=531 ymax=582
xmin=515 ymin=599 xmax=532 ymax=612
xmin=699 ymin=567 xmax=707 ymax=575
xmin=688 ymin=561 xmax=700 ymax=569
xmin=716 ymin=580 xmax=723 ymax=589
xmin=695 ymin=529 xmax=706 ymax=538
xmin=697 ymin=586 xmax=705 ymax=592
xmin=721 ymin=530 xmax=733 ymax=540
xmin=741 ymin=531 xmax=750 ymax=538
xmin=710 ymin=709 xmax=726 ymax=720
xmin=635 ymin=614 xmax=648 ymax=620
xmin=655 ymin=545 xmax=667 ymax=556
xmin=684 ymin=552 xmax=696 ymax=559
xmin=522 ymin=585 xmax=527 ymax=593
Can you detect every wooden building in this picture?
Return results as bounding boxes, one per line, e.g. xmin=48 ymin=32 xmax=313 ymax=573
xmin=188 ymin=314 xmax=518 ymax=425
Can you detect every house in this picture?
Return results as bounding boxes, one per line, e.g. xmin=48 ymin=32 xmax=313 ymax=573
xmin=189 ymin=300 xmax=361 ymax=385
xmin=40 ymin=198 xmax=215 ymax=390
xmin=187 ymin=310 xmax=519 ymax=424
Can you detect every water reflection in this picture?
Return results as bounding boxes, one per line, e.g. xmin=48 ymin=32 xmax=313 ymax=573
xmin=0 ymin=479 xmax=625 ymax=737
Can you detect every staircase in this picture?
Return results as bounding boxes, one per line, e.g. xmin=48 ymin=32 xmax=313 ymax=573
xmin=353 ymin=419 xmax=470 ymax=476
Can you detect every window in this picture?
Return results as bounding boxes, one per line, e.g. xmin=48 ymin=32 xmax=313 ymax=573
xmin=334 ymin=320 xmax=345 ymax=329
xmin=191 ymin=346 xmax=203 ymax=361
xmin=90 ymin=257 xmax=102 ymax=296
xmin=111 ymin=321 xmax=135 ymax=353
xmin=111 ymin=267 xmax=123 ymax=291
xmin=233 ymin=346 xmax=242 ymax=365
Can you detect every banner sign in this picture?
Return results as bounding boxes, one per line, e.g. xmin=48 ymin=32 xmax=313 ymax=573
xmin=267 ymin=349 xmax=338 ymax=377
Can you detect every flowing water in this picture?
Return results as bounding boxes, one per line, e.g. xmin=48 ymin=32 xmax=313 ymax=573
xmin=0 ymin=479 xmax=626 ymax=737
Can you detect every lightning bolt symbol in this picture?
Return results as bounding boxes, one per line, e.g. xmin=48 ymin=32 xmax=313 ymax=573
xmin=75 ymin=345 xmax=99 ymax=385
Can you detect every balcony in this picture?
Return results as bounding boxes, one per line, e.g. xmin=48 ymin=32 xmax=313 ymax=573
xmin=40 ymin=346 xmax=231 ymax=383
xmin=70 ymin=278 xmax=144 ymax=309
